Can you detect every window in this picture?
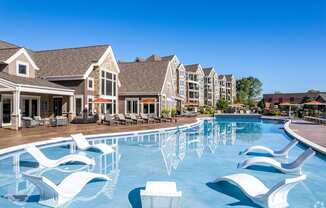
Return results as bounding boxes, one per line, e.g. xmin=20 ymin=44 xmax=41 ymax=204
xmin=75 ymin=96 xmax=83 ymax=116
xmin=88 ymin=96 xmax=94 ymax=115
xmin=126 ymin=99 xmax=138 ymax=114
xmin=88 ymin=78 xmax=94 ymax=90
xmin=41 ymin=100 xmax=48 ymax=112
xmin=16 ymin=61 xmax=29 ymax=76
xmin=143 ymin=103 xmax=155 ymax=114
xmin=290 ymin=97 xmax=295 ymax=103
xmin=101 ymin=71 xmax=117 ymax=96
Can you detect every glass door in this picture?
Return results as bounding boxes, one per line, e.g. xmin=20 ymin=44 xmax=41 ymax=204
xmin=2 ymin=98 xmax=12 ymax=124
xmin=53 ymin=98 xmax=63 ymax=116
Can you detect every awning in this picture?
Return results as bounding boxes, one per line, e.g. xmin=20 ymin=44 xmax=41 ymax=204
xmin=92 ymin=98 xmax=112 ymax=103
xmin=142 ymin=98 xmax=156 ymax=104
xmin=304 ymin=101 xmax=326 ymax=106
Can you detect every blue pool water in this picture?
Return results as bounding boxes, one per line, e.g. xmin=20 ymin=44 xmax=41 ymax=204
xmin=0 ymin=118 xmax=325 ymax=207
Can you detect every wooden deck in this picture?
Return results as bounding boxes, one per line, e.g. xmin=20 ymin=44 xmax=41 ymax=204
xmin=290 ymin=121 xmax=326 ymax=149
xmin=0 ymin=117 xmax=197 ymax=149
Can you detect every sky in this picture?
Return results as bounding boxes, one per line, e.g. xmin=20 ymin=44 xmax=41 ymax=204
xmin=0 ymin=0 xmax=325 ymax=93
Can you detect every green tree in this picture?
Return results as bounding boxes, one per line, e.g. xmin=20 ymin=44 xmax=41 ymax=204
xmin=236 ymin=77 xmax=262 ymax=105
xmin=307 ymin=89 xmax=320 ymax=93
xmin=216 ymin=98 xmax=229 ymax=111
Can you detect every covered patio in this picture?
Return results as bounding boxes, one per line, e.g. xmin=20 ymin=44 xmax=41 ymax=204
xmin=0 ymin=74 xmax=74 ymax=130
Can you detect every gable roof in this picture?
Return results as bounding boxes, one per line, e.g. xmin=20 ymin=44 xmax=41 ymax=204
xmin=0 ymin=72 xmax=72 ymax=90
xmin=0 ymin=48 xmax=21 ymax=62
xmin=225 ymin=74 xmax=234 ymax=81
xmin=118 ymin=60 xmax=170 ymax=94
xmin=184 ymin=64 xmax=201 ymax=73
xmin=203 ymin=67 xmax=214 ymax=76
xmin=33 ymin=45 xmax=110 ymax=78
xmin=317 ymin=93 xmax=326 ymax=102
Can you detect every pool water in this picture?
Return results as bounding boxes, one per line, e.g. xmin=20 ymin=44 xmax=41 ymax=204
xmin=0 ymin=118 xmax=325 ymax=207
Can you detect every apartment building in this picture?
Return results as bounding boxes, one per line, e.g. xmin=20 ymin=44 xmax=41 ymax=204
xmin=218 ymin=74 xmax=236 ymax=103
xmin=184 ymin=64 xmax=205 ymax=110
xmin=203 ymin=67 xmax=219 ymax=107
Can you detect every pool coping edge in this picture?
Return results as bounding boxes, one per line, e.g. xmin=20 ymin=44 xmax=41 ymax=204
xmin=0 ymin=117 xmax=208 ymax=156
xmin=284 ymin=120 xmax=326 ymax=155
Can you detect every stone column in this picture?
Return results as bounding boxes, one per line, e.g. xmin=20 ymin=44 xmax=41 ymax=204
xmin=11 ymin=89 xmax=21 ymax=130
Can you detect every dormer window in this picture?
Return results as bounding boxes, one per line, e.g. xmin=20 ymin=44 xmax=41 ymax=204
xmin=16 ymin=61 xmax=29 ymax=77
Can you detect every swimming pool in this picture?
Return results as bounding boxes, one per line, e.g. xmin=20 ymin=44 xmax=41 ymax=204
xmin=0 ymin=118 xmax=325 ymax=207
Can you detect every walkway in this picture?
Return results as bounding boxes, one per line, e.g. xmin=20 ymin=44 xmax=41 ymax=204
xmin=289 ymin=121 xmax=326 ymax=149
xmin=0 ymin=117 xmax=197 ymax=149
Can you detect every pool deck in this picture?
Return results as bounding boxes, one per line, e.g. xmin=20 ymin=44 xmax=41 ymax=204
xmin=289 ymin=120 xmax=326 ymax=150
xmin=0 ymin=117 xmax=197 ymax=149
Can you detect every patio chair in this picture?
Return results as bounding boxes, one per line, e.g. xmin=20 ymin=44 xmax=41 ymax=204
xmin=215 ymin=173 xmax=306 ymax=208
xmin=239 ymin=139 xmax=298 ymax=158
xmin=140 ymin=113 xmax=155 ymax=123
xmin=25 ymin=145 xmax=95 ymax=168
xmin=116 ymin=114 xmax=133 ymax=125
xmin=141 ymin=181 xmax=182 ymax=208
xmin=71 ymin=133 xmax=115 ymax=155
xmin=130 ymin=114 xmax=144 ymax=124
xmin=103 ymin=114 xmax=119 ymax=125
xmin=238 ymin=148 xmax=315 ymax=174
xmin=23 ymin=171 xmax=111 ymax=207
xmin=33 ymin=116 xmax=44 ymax=126
xmin=150 ymin=114 xmax=163 ymax=123
xmin=22 ymin=117 xmax=39 ymax=128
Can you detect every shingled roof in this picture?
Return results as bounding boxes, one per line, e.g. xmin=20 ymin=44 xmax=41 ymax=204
xmin=0 ymin=48 xmax=21 ymax=62
xmin=184 ymin=64 xmax=200 ymax=73
xmin=203 ymin=67 xmax=214 ymax=76
xmin=0 ymin=40 xmax=19 ymax=49
xmin=33 ymin=45 xmax=110 ymax=77
xmin=0 ymin=72 xmax=72 ymax=89
xmin=118 ymin=60 xmax=170 ymax=94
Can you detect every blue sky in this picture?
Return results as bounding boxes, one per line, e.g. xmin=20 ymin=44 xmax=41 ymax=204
xmin=0 ymin=0 xmax=325 ymax=93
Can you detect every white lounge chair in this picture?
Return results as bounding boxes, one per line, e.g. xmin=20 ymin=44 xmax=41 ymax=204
xmin=141 ymin=181 xmax=182 ymax=208
xmin=25 ymin=145 xmax=95 ymax=168
xmin=23 ymin=171 xmax=111 ymax=207
xmin=238 ymin=148 xmax=315 ymax=174
xmin=240 ymin=140 xmax=299 ymax=158
xmin=215 ymin=173 xmax=306 ymax=208
xmin=71 ymin=133 xmax=115 ymax=155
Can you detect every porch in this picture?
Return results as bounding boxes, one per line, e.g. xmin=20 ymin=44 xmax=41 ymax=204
xmin=0 ymin=87 xmax=74 ymax=130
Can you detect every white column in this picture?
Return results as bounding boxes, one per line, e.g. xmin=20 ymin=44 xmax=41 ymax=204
xmin=13 ymin=89 xmax=21 ymax=128
xmin=69 ymin=95 xmax=74 ymax=114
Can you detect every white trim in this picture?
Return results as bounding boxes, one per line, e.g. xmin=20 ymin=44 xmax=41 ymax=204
xmin=16 ymin=60 xmax=29 ymax=77
xmin=5 ymin=48 xmax=39 ymax=70
xmin=83 ymin=46 xmax=120 ymax=80
xmin=0 ymin=77 xmax=74 ymax=96
xmin=87 ymin=77 xmax=94 ymax=91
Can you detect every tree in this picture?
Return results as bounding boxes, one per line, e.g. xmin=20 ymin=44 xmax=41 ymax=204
xmin=307 ymin=89 xmax=320 ymax=93
xmin=236 ymin=77 xmax=262 ymax=105
xmin=216 ymin=98 xmax=229 ymax=111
